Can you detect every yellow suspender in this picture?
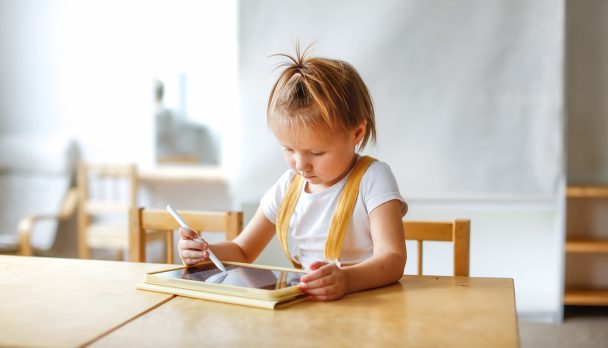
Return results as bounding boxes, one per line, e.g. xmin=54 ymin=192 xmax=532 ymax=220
xmin=275 ymin=156 xmax=376 ymax=269
xmin=276 ymin=172 xmax=305 ymax=268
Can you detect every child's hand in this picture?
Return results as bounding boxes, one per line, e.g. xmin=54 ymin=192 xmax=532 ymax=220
xmin=298 ymin=261 xmax=348 ymax=301
xmin=177 ymin=227 xmax=209 ymax=266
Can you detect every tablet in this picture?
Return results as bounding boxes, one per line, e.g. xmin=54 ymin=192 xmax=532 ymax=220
xmin=144 ymin=261 xmax=307 ymax=301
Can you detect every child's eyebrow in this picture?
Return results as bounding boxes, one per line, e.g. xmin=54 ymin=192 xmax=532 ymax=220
xmin=280 ymin=142 xmax=327 ymax=152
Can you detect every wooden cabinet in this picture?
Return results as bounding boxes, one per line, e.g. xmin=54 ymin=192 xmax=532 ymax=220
xmin=564 ymin=185 xmax=608 ymax=305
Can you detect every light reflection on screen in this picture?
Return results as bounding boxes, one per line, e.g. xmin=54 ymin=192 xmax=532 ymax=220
xmin=157 ymin=263 xmax=302 ymax=290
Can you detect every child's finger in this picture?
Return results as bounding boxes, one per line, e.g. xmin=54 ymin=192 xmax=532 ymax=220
xmin=301 ymin=262 xmax=333 ymax=282
xmin=179 ymin=227 xmax=199 ymax=240
xmin=309 ymin=261 xmax=328 ymax=270
xmin=183 ymin=257 xmax=206 ymax=266
xmin=187 ymin=239 xmax=208 ymax=251
xmin=178 ymin=239 xmax=207 ymax=251
xmin=300 ymin=275 xmax=332 ymax=289
xmin=302 ymin=285 xmax=338 ymax=298
xmin=302 ymin=280 xmax=346 ymax=301
xmin=182 ymin=249 xmax=207 ymax=259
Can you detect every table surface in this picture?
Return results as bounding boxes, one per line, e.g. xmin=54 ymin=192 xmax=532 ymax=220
xmin=1 ymin=256 xmax=520 ymax=348
xmin=0 ymin=256 xmax=173 ymax=348
xmin=93 ymin=275 xmax=519 ymax=347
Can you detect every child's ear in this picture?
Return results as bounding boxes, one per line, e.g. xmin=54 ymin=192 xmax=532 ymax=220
xmin=353 ymin=121 xmax=367 ymax=144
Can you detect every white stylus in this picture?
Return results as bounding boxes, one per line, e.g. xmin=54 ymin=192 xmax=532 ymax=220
xmin=166 ymin=205 xmax=227 ymax=272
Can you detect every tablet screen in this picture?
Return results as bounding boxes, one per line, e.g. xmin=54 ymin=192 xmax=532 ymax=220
xmin=155 ymin=263 xmax=303 ymax=290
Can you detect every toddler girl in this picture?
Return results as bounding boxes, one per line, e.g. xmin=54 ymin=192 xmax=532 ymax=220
xmin=178 ymin=46 xmax=407 ymax=300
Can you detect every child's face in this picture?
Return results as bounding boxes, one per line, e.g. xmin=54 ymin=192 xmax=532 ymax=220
xmin=274 ymin=123 xmax=364 ymax=193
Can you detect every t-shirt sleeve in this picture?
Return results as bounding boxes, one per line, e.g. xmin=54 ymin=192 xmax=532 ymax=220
xmin=260 ymin=170 xmax=295 ymax=225
xmin=360 ymin=161 xmax=407 ymax=217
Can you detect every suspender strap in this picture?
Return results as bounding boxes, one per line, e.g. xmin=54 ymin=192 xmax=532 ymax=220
xmin=276 ymin=174 xmax=305 ymax=268
xmin=324 ymin=156 xmax=375 ymax=261
xmin=275 ymin=156 xmax=376 ymax=269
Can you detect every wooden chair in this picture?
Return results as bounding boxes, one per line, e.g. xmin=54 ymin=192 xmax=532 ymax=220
xmin=77 ymin=163 xmax=165 ymax=261
xmin=17 ymin=188 xmax=78 ymax=256
xmin=404 ymin=219 xmax=471 ymax=276
xmin=0 ymin=135 xmax=78 ymax=256
xmin=129 ymin=207 xmax=243 ymax=263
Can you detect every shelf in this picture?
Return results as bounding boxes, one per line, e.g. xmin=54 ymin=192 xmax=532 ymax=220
xmin=566 ymin=240 xmax=608 ymax=253
xmin=564 ymin=289 xmax=608 ymax=306
xmin=565 ymin=185 xmax=608 ymax=307
xmin=567 ymin=185 xmax=608 ymax=198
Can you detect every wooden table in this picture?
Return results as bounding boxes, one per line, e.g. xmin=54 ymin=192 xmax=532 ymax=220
xmin=1 ymin=256 xmax=520 ymax=347
xmin=0 ymin=256 xmax=173 ymax=348
xmin=138 ymin=165 xmax=225 ymax=184
xmin=93 ymin=276 xmax=519 ymax=347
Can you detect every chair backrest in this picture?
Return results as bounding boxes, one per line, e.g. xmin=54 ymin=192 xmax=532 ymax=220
xmin=404 ymin=219 xmax=470 ymax=276
xmin=0 ymin=135 xmax=78 ymax=252
xmin=129 ymin=207 xmax=243 ymax=263
xmin=77 ymin=162 xmax=138 ymax=258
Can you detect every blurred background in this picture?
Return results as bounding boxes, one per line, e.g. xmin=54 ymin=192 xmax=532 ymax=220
xmin=1 ymin=0 xmax=607 ymax=330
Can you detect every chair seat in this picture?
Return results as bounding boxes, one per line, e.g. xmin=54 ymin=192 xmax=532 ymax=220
xmin=0 ymin=234 xmax=18 ymax=252
xmin=87 ymin=223 xmax=128 ymax=249
xmin=87 ymin=223 xmax=167 ymax=250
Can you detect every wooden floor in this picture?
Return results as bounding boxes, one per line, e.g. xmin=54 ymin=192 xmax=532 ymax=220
xmin=519 ymin=306 xmax=608 ymax=348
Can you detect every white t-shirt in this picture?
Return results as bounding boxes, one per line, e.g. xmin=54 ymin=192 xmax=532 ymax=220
xmin=260 ymin=159 xmax=406 ymax=269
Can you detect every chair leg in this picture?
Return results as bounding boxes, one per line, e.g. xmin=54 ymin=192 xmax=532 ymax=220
xmin=417 ymin=241 xmax=423 ymax=275
xmin=166 ymin=230 xmax=174 ymax=264
xmin=18 ymin=220 xmax=33 ymax=256
xmin=453 ymin=219 xmax=471 ymax=277
xmin=128 ymin=207 xmax=145 ymax=262
xmin=79 ymin=245 xmax=90 ymax=259
xmin=77 ymin=226 xmax=90 ymax=259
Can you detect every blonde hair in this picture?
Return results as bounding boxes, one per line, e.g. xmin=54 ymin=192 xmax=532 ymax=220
xmin=267 ymin=45 xmax=376 ymax=149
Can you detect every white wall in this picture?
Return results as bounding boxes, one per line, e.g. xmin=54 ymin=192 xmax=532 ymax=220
xmin=0 ymin=0 xmax=238 ymax=170
xmin=235 ymin=0 xmax=564 ymax=201
xmin=236 ymin=0 xmax=565 ymax=321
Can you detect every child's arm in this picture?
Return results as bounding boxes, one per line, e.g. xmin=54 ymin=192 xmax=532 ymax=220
xmin=298 ymin=199 xmax=406 ymax=300
xmin=178 ymin=207 xmax=276 ymax=265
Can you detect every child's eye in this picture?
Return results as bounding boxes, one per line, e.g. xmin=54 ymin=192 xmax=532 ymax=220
xmin=282 ymin=147 xmax=294 ymax=152
xmin=310 ymin=152 xmax=325 ymax=157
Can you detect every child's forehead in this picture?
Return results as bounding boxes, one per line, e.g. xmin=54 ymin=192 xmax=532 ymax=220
xmin=273 ymin=126 xmax=342 ymax=149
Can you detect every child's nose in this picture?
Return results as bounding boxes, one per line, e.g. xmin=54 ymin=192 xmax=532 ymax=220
xmin=295 ymin=156 xmax=311 ymax=173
